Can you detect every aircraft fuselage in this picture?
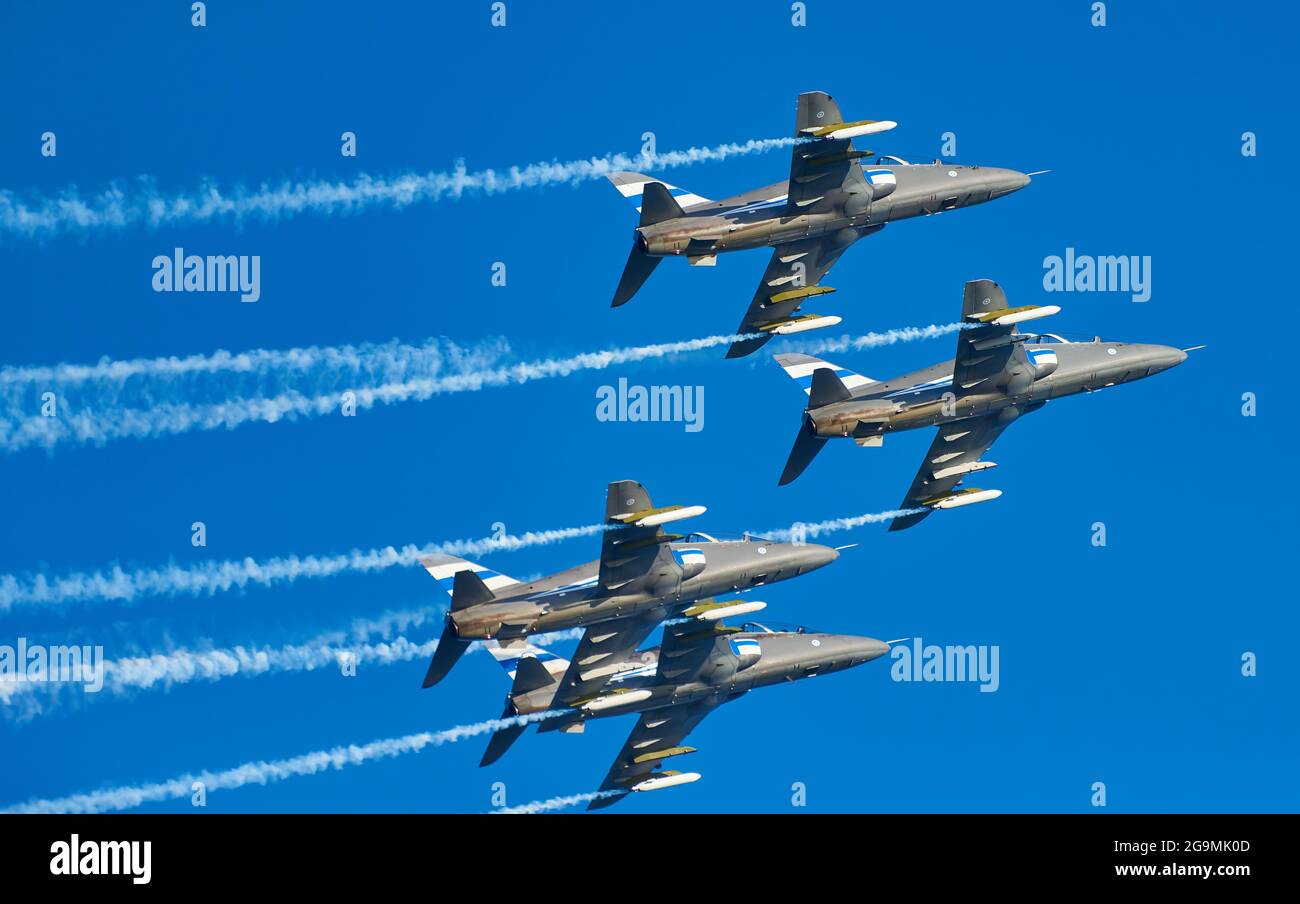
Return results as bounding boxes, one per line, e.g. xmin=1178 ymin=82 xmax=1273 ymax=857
xmin=806 ymin=340 xmax=1188 ymax=440
xmin=449 ymin=539 xmax=837 ymax=640
xmin=637 ymin=163 xmax=1030 ymax=258
xmin=512 ymin=631 xmax=889 ymax=718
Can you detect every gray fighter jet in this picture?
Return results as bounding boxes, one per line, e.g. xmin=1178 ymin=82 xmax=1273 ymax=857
xmin=480 ymin=619 xmax=889 ymax=809
xmin=605 ymin=90 xmax=1032 ymax=358
xmin=774 ymin=279 xmax=1192 ymax=530
xmin=419 ymin=479 xmax=839 ymax=687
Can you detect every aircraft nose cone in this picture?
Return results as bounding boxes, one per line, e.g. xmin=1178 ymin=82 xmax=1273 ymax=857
xmin=840 ymin=637 xmax=890 ymax=664
xmin=859 ymin=638 xmax=891 ymax=660
xmin=988 ymin=169 xmax=1030 ymax=198
xmin=801 ymin=544 xmax=839 ymax=570
xmin=1152 ymin=346 xmax=1187 ymax=372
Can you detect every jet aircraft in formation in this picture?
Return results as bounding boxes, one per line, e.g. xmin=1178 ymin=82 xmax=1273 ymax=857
xmin=605 ymin=90 xmax=1031 ymax=358
xmin=773 ymin=278 xmax=1190 ymax=530
xmin=416 ymin=91 xmax=1187 ymax=810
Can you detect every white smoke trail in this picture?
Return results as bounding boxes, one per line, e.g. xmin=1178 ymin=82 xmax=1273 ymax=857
xmin=0 ymin=523 xmax=607 ymax=611
xmin=0 ymin=138 xmax=795 ymax=239
xmin=786 ymin=321 xmax=970 ymax=356
xmin=1 ymin=318 xmax=964 ymax=455
xmin=0 ymin=331 xmax=756 ymax=454
xmin=0 ymin=336 xmax=498 ymax=390
xmin=761 ymin=508 xmax=926 ymax=541
xmin=2 ymin=710 xmax=570 ymax=814
xmin=0 ymin=617 xmax=584 ymax=713
xmin=493 ymin=790 xmax=621 ymax=814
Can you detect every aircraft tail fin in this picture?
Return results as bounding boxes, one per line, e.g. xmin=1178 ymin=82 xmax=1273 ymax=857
xmin=606 ymin=171 xmax=710 ymax=215
xmin=806 ymin=366 xmax=852 ymax=409
xmin=638 ymin=182 xmax=686 ymax=227
xmin=479 ymin=643 xmax=569 ymax=766
xmin=449 ymin=569 xmax=494 ymax=612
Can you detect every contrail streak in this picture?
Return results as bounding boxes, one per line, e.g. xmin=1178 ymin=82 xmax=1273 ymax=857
xmin=0 ymin=138 xmax=795 ymax=239
xmin=786 ymin=321 xmax=970 ymax=356
xmin=0 ymin=331 xmax=756 ymax=454
xmin=1 ymin=711 xmax=569 ymax=814
xmin=1 ymin=317 xmax=960 ymax=455
xmin=492 ymin=790 xmax=621 ymax=814
xmin=0 ymin=336 xmax=498 ymax=390
xmin=0 ymin=615 xmax=583 ymax=714
xmin=761 ymin=508 xmax=926 ymax=541
xmin=0 ymin=524 xmax=606 ymax=611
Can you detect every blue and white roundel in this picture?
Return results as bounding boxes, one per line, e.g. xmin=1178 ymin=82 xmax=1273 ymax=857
xmin=864 ymin=169 xmax=897 ymax=189
xmin=730 ymin=638 xmax=762 ymax=668
xmin=673 ymin=548 xmax=706 ymax=569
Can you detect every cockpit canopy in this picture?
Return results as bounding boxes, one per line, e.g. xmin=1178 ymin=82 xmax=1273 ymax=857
xmin=682 ymin=532 xmax=777 ymax=544
xmin=741 ymin=620 xmax=810 ymax=635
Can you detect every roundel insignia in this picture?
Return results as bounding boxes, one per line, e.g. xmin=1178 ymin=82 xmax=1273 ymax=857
xmin=625 ymin=498 xmax=635 ymax=506
xmin=811 ymin=639 xmax=822 ymax=647
xmin=816 ymin=111 xmax=824 ymax=119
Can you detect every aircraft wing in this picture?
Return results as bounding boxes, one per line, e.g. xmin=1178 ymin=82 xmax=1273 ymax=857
xmin=952 ymin=278 xmax=1060 ymax=393
xmin=887 ymin=408 xmax=1028 ymax=532
xmin=599 ymin=479 xmax=704 ymax=590
xmin=725 ymin=91 xmax=899 ymax=360
xmin=549 ymin=608 xmax=666 ymax=707
xmin=725 ymin=232 xmax=868 ymax=358
xmin=586 ymin=619 xmax=747 ymax=808
xmin=889 ymin=280 xmax=1062 ymax=531
xmin=586 ymin=695 xmax=726 ymax=810
xmin=785 ymin=90 xmax=878 ymax=215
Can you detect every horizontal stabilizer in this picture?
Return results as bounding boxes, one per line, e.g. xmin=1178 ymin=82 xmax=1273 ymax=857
xmin=480 ymin=703 xmax=528 ymax=767
xmin=774 ymin=353 xmax=877 ymax=396
xmin=779 ymin=426 xmax=828 ymax=486
xmin=606 ymin=171 xmax=711 ymax=212
xmin=611 ymin=239 xmax=662 ymax=308
xmin=421 ymin=620 xmax=471 ymax=688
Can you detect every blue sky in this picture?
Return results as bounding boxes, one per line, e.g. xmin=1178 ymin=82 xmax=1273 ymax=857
xmin=1 ymin=0 xmax=1295 ymax=813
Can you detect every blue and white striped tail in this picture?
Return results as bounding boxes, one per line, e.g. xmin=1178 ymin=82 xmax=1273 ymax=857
xmin=486 ymin=640 xmax=570 ymax=682
xmin=419 ymin=554 xmax=520 ymax=598
xmin=606 ymin=171 xmax=711 ymax=213
xmin=774 ymin=353 xmax=878 ymax=395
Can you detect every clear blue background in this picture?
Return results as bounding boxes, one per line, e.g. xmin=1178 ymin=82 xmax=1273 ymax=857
xmin=2 ymin=0 xmax=1294 ymax=813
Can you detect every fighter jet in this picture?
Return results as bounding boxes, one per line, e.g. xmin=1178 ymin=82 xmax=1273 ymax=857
xmin=479 ymin=619 xmax=890 ymax=809
xmin=419 ymin=479 xmax=839 ymax=687
xmin=605 ymin=90 xmax=1032 ymax=358
xmin=773 ymin=278 xmax=1191 ymax=530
